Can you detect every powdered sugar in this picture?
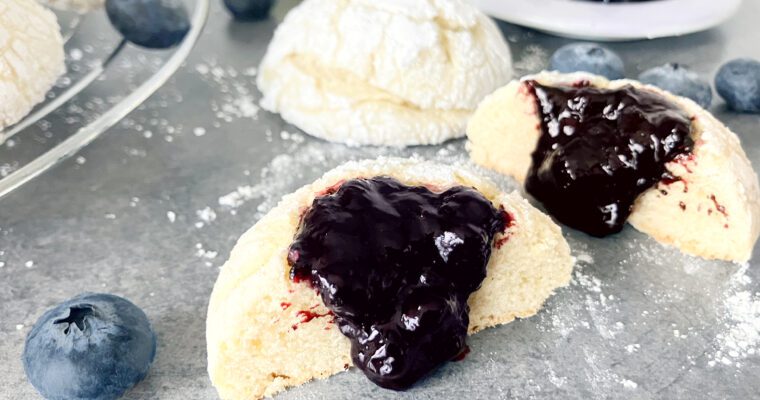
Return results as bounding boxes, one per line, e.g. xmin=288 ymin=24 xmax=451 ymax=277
xmin=256 ymin=0 xmax=512 ymax=146
xmin=709 ymin=263 xmax=760 ymax=368
xmin=582 ymin=348 xmax=639 ymax=392
xmin=194 ymin=59 xmax=260 ymax=124
xmin=196 ymin=207 xmax=217 ymax=226
xmin=545 ymin=364 xmax=568 ymax=388
xmin=218 ymin=186 xmax=258 ymax=211
xmin=513 ymin=44 xmax=549 ymax=76
xmin=195 ymin=243 xmax=219 ymax=268
xmin=0 ymin=162 xmax=18 ymax=178
xmin=620 ymin=379 xmax=638 ymax=389
xmin=625 ymin=343 xmax=640 ymax=353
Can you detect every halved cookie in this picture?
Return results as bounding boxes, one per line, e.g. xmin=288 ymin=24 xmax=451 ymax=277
xmin=467 ymin=71 xmax=760 ymax=262
xmin=206 ymin=158 xmax=573 ymax=399
xmin=0 ymin=0 xmax=65 ymax=132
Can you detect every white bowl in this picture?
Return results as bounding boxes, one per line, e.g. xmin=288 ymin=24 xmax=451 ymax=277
xmin=471 ymin=0 xmax=742 ymax=41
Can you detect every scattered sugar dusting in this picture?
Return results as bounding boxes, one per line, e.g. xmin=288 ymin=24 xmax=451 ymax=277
xmin=195 ymin=59 xmax=260 ymax=124
xmin=546 ymin=363 xmax=568 ymax=388
xmin=0 ymin=162 xmax=18 ymax=177
xmin=213 ymin=141 xmax=479 ymax=221
xmin=577 ymin=265 xmax=624 ymax=340
xmin=709 ymin=263 xmax=760 ymax=368
xmin=218 ymin=185 xmax=257 ymax=211
xmin=196 ymin=206 xmax=217 ymax=227
xmin=214 ymin=141 xmax=383 ymax=219
xmin=195 ymin=243 xmax=218 ymax=268
xmin=621 ymin=379 xmax=639 ymax=389
xmin=538 ymin=244 xmax=611 ymax=339
xmin=513 ymin=45 xmax=548 ymax=76
xmin=583 ymin=348 xmax=639 ymax=392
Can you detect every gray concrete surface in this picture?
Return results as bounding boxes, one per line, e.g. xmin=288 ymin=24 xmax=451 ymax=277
xmin=1 ymin=1 xmax=759 ymax=399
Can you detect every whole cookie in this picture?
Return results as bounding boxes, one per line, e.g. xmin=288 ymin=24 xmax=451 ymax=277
xmin=257 ymin=0 xmax=512 ymax=147
xmin=0 ymin=0 xmax=65 ymax=132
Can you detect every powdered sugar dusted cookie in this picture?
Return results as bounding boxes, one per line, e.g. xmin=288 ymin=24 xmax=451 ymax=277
xmin=467 ymin=71 xmax=760 ymax=262
xmin=207 ymin=158 xmax=573 ymax=399
xmin=257 ymin=0 xmax=512 ymax=147
xmin=0 ymin=0 xmax=65 ymax=132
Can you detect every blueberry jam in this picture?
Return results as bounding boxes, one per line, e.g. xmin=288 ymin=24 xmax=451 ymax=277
xmin=525 ymin=80 xmax=693 ymax=237
xmin=287 ymin=177 xmax=506 ymax=390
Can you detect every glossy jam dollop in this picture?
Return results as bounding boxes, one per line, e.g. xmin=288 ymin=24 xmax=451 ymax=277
xmin=525 ymin=80 xmax=693 ymax=236
xmin=287 ymin=177 xmax=506 ymax=390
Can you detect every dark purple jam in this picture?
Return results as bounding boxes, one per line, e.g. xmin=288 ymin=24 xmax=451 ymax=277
xmin=287 ymin=177 xmax=506 ymax=390
xmin=525 ymin=80 xmax=693 ymax=237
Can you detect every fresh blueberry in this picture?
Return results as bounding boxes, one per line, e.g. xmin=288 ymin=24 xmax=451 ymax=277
xmin=638 ymin=63 xmax=713 ymax=109
xmin=23 ymin=293 xmax=157 ymax=400
xmin=224 ymin=0 xmax=275 ymax=20
xmin=715 ymin=58 xmax=760 ymax=113
xmin=106 ymin=0 xmax=191 ymax=49
xmin=549 ymin=42 xmax=625 ymax=80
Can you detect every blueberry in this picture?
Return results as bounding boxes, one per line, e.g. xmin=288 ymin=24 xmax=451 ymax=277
xmin=224 ymin=0 xmax=274 ymax=20
xmin=106 ymin=0 xmax=191 ymax=49
xmin=715 ymin=58 xmax=760 ymax=113
xmin=23 ymin=293 xmax=157 ymax=400
xmin=549 ymin=42 xmax=625 ymax=80
xmin=638 ymin=63 xmax=712 ymax=109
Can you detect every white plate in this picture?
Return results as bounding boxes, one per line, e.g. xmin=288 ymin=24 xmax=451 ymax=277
xmin=471 ymin=0 xmax=742 ymax=41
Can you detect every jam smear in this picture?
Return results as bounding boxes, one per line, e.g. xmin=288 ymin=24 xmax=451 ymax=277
xmin=287 ymin=177 xmax=505 ymax=390
xmin=525 ymin=80 xmax=693 ymax=237
xmin=709 ymin=195 xmax=728 ymax=217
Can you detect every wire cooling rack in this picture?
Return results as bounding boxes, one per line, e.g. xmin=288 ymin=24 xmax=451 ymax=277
xmin=0 ymin=0 xmax=209 ymax=198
